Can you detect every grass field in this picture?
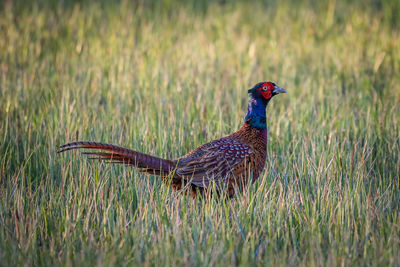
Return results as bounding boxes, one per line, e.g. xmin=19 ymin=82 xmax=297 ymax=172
xmin=1 ymin=0 xmax=399 ymax=265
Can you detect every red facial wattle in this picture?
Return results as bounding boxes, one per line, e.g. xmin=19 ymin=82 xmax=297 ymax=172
xmin=261 ymin=90 xmax=272 ymax=99
xmin=258 ymin=82 xmax=274 ymax=99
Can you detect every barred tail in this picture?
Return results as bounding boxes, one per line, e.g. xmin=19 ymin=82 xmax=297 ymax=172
xmin=58 ymin=141 xmax=175 ymax=175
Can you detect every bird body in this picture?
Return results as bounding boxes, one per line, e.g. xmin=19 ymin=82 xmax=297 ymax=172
xmin=59 ymin=82 xmax=286 ymax=197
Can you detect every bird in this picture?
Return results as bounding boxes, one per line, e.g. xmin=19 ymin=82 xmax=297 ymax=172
xmin=58 ymin=82 xmax=286 ymax=197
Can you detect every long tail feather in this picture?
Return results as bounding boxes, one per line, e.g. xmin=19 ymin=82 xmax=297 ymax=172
xmin=58 ymin=141 xmax=175 ymax=175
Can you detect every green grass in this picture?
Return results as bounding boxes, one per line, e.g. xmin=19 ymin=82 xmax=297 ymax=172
xmin=1 ymin=0 xmax=399 ymax=265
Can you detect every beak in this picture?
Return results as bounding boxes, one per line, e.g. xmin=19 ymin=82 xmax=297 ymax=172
xmin=273 ymin=86 xmax=287 ymax=94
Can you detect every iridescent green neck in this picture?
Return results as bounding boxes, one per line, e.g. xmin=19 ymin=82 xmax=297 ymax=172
xmin=245 ymin=96 xmax=268 ymax=129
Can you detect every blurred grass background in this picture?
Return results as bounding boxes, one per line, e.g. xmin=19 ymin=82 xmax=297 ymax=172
xmin=0 ymin=0 xmax=399 ymax=265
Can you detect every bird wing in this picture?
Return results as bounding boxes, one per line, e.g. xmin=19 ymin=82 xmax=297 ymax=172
xmin=176 ymin=138 xmax=253 ymax=187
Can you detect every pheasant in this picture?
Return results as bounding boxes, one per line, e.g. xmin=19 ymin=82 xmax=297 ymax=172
xmin=59 ymin=82 xmax=286 ymax=196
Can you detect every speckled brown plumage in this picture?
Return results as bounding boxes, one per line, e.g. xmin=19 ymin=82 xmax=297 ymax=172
xmin=58 ymin=81 xmax=286 ymax=197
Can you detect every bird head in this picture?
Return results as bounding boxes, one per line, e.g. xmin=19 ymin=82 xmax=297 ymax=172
xmin=248 ymin=81 xmax=287 ymax=101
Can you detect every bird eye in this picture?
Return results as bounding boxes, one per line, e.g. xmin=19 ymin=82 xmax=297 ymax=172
xmin=262 ymin=86 xmax=268 ymax=91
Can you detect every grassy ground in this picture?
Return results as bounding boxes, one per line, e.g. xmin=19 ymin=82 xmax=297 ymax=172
xmin=1 ymin=0 xmax=399 ymax=265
